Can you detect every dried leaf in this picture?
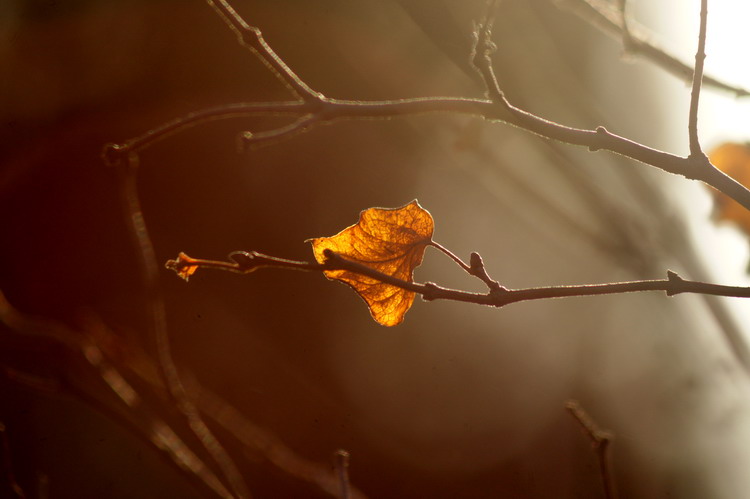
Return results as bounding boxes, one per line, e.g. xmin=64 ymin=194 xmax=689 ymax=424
xmin=166 ymin=252 xmax=200 ymax=281
xmin=310 ymin=200 xmax=434 ymax=326
xmin=709 ymin=142 xmax=750 ymax=235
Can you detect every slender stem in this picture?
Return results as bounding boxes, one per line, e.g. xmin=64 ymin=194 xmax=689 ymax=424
xmin=100 ymin=0 xmax=750 ymax=214
xmin=103 ymin=94 xmax=750 ymax=213
xmin=0 ymin=422 xmax=26 ymax=498
xmin=118 ymin=154 xmax=249 ymax=499
xmin=688 ymin=0 xmax=708 ymax=158
xmin=167 ymin=250 xmax=750 ymax=309
xmin=205 ymin=0 xmax=321 ymax=101
xmin=429 ymin=241 xmax=472 ymax=273
xmin=334 ymin=450 xmax=351 ymax=499
xmin=617 ymin=0 xmax=632 ymax=50
xmin=428 ymin=243 xmax=505 ymax=292
xmin=566 ymin=401 xmax=618 ymax=499
xmin=554 ymin=0 xmax=749 ymax=97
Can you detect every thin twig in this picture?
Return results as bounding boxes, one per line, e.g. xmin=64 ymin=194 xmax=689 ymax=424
xmin=195 ymin=388 xmax=369 ymax=499
xmin=205 ymin=0 xmax=321 ymax=102
xmin=166 ymin=250 xmax=750 ymax=310
xmin=688 ymin=0 xmax=708 ymax=159
xmin=0 ymin=421 xmax=26 ymax=498
xmin=554 ymin=0 xmax=750 ymax=98
xmin=117 ymin=153 xmax=249 ymax=499
xmin=2 ymin=291 xmax=368 ymax=499
xmin=333 ymin=450 xmax=351 ymax=499
xmin=428 ymin=243 xmax=505 ymax=292
xmin=101 ymin=2 xmax=750 ymax=213
xmin=566 ymin=400 xmax=618 ymax=499
xmin=428 ymin=241 xmax=472 ymax=274
xmin=0 ymin=293 xmax=235 ymax=499
xmin=617 ymin=0 xmax=632 ymax=51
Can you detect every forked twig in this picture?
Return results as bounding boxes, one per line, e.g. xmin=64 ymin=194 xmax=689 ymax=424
xmin=206 ymin=0 xmax=321 ymax=102
xmin=0 ymin=292 xmax=234 ymax=498
xmin=566 ymin=400 xmax=617 ymax=499
xmin=554 ymin=0 xmax=750 ymax=98
xmin=101 ymin=0 xmax=750 ymax=214
xmin=1 ymin=291 xmax=367 ymax=498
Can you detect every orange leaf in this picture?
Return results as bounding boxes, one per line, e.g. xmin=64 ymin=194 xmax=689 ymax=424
xmin=709 ymin=142 xmax=750 ymax=235
xmin=310 ymin=200 xmax=434 ymax=326
xmin=167 ymin=252 xmax=200 ymax=281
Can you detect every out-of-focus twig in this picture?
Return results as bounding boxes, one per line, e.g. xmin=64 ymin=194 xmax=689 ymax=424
xmin=196 ymin=387 xmax=368 ymax=499
xmin=101 ymin=1 xmax=750 ymax=214
xmin=1 ymin=292 xmax=365 ymax=498
xmin=334 ymin=450 xmax=351 ymax=499
xmin=0 ymin=291 xmax=233 ymax=498
xmin=566 ymin=400 xmax=618 ymax=499
xmin=0 ymin=421 xmax=26 ymax=498
xmin=553 ymin=0 xmax=750 ymax=98
xmin=116 ymin=152 xmax=249 ymax=498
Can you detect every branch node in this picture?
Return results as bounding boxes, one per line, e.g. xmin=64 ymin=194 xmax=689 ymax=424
xmin=469 ymin=251 xmax=505 ymax=291
xmin=228 ymin=251 xmax=259 ymax=272
xmin=422 ymin=282 xmax=440 ymax=301
xmin=322 ymin=248 xmax=341 ymax=270
xmin=666 ymin=269 xmax=685 ymax=296
xmin=588 ymin=126 xmax=610 ymax=152
xmin=239 ymin=25 xmax=263 ymax=52
xmin=102 ymin=142 xmax=129 ymax=167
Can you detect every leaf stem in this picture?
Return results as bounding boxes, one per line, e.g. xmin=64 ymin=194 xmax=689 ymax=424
xmin=428 ymin=241 xmax=472 ymax=273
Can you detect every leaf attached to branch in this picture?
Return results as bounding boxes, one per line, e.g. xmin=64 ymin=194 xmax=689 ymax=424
xmin=166 ymin=252 xmax=201 ymax=281
xmin=310 ymin=200 xmax=434 ymax=326
xmin=710 ymin=142 xmax=750 ymax=235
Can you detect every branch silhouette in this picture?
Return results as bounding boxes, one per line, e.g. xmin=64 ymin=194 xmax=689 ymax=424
xmin=102 ymin=0 xmax=750 ymax=213
xmin=554 ymin=0 xmax=750 ymax=98
xmin=166 ymin=248 xmax=750 ymax=312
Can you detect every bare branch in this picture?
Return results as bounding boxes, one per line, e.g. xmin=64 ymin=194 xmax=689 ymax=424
xmin=0 ymin=421 xmax=26 ymax=498
xmin=554 ymin=0 xmax=750 ymax=98
xmin=166 ymin=250 xmax=750 ymax=311
xmin=116 ymin=153 xmax=250 ymax=499
xmin=0 ymin=292 xmax=235 ymax=499
xmin=688 ymin=0 xmax=708 ymax=159
xmin=100 ymin=0 xmax=750 ymax=217
xmin=1 ymin=292 xmax=368 ymax=499
xmin=566 ymin=400 xmax=618 ymax=499
xmin=205 ymin=0 xmax=321 ymax=102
